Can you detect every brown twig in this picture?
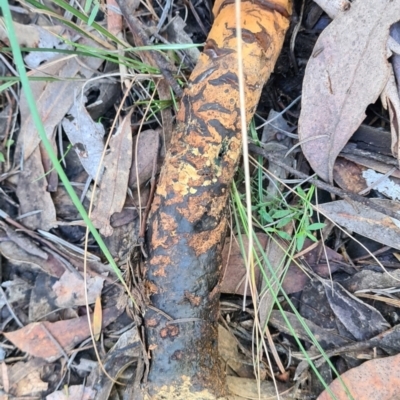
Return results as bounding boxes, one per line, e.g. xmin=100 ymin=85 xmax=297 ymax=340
xmin=249 ymin=143 xmax=400 ymax=221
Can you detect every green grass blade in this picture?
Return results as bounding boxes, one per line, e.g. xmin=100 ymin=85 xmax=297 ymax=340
xmin=87 ymin=1 xmax=100 ymax=26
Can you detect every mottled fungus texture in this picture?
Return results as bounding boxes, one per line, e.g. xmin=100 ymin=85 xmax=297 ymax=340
xmin=144 ymin=0 xmax=291 ymax=398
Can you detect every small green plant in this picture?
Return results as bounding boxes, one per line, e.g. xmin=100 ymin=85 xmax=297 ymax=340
xmin=252 ymin=184 xmax=326 ymax=251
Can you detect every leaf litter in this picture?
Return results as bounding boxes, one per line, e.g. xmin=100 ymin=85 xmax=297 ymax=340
xmin=299 ymin=0 xmax=400 ymax=182
xmin=3 ymin=0 xmax=400 ymax=398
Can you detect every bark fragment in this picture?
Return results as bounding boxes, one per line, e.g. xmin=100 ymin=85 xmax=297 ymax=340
xmin=144 ymin=1 xmax=292 ymax=398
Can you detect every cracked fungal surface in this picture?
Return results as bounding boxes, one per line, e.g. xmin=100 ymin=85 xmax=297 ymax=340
xmin=144 ymin=0 xmax=291 ymax=397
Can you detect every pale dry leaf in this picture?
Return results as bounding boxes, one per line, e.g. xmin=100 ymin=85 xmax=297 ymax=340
xmin=15 ymin=147 xmax=57 ymax=231
xmin=259 ymin=227 xmax=293 ymax=330
xmin=128 ymin=129 xmax=160 ymax=189
xmin=362 ymin=169 xmax=400 ymax=200
xmin=226 ymin=376 xmax=291 ymax=400
xmin=1 ymin=277 xmax=32 ymax=309
xmin=24 ymin=28 xmax=71 ymax=69
xmin=0 ymin=223 xmax=48 ymax=260
xmin=318 ymin=199 xmax=400 ymax=250
xmin=1 ymin=361 xmax=9 ymax=393
xmin=381 ymin=70 xmax=400 ymax=160
xmin=91 ymin=112 xmax=133 ymax=236
xmin=7 ymin=359 xmax=48 ymax=397
xmin=166 ymin=16 xmax=201 ymax=64
xmin=313 ymin=0 xmax=351 ymax=19
xmin=15 ymin=40 xmax=104 ymax=231
xmin=17 ymin=40 xmax=104 ymax=162
xmin=218 ymin=325 xmax=264 ymax=380
xmin=15 ymin=41 xmax=102 ymax=231
xmin=391 ymin=22 xmax=400 ymax=94
xmin=343 ymin=269 xmax=400 ymax=292
xmin=269 ymin=310 xmax=351 ymax=348
xmin=299 ymin=0 xmax=400 ymax=182
xmin=52 ymin=271 xmax=104 ymax=308
xmin=0 ymin=19 xmax=65 ymax=66
xmin=13 ymin=368 xmax=48 ymax=397
xmin=62 ymin=99 xmax=105 ymax=179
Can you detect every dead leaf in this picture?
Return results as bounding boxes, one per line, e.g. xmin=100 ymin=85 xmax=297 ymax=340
xmin=369 ymin=324 xmax=400 ymax=355
xmin=281 ymin=264 xmax=310 ymax=294
xmin=166 ymin=16 xmax=201 ymax=65
xmin=91 ymin=112 xmax=133 ymax=236
xmin=52 ymin=271 xmax=104 ymax=308
xmin=381 ymin=69 xmax=400 ymax=160
xmin=313 ymin=0 xmax=351 ymax=19
xmin=283 ymin=243 xmax=342 ymax=294
xmin=220 ymin=233 xmax=269 ymax=295
xmin=342 ymin=269 xmax=400 ymax=293
xmin=320 ymin=278 xmax=390 ymax=340
xmin=1 ymin=277 xmax=31 ymax=312
xmin=15 ymin=147 xmax=57 ymax=231
xmin=391 ymin=22 xmax=400 ymax=96
xmin=0 ymin=222 xmax=48 ymax=260
xmin=259 ymin=225 xmax=293 ymax=329
xmin=128 ymin=129 xmax=160 ymax=189
xmin=318 ymin=199 xmax=400 ymax=250
xmin=1 ymin=361 xmax=9 ymax=394
xmin=269 ymin=310 xmax=351 ymax=349
xmin=85 ymin=78 xmax=121 ymax=121
xmin=46 ymin=385 xmax=96 ymax=400
xmin=333 ymin=158 xmax=368 ymax=193
xmin=15 ymin=39 xmax=104 ymax=232
xmin=0 ymin=240 xmax=65 ymax=278
xmin=40 ymin=140 xmax=59 ymax=192
xmin=219 ymin=325 xmax=264 ymax=380
xmin=317 ymin=353 xmax=400 ymax=400
xmin=107 ymin=0 xmax=122 ymax=37
xmin=226 ymin=376 xmax=292 ymax=400
xmin=362 ymin=169 xmax=400 ymax=200
xmin=87 ymin=326 xmax=141 ymax=399
xmin=24 ymin=29 xmax=71 ymax=69
xmin=299 ymin=0 xmax=400 ymax=182
xmin=4 ymin=305 xmax=124 ymax=362
xmin=339 ymin=148 xmax=400 ymax=179
xmin=62 ymin=99 xmax=105 ymax=179
xmin=4 ymin=359 xmax=48 ymax=397
xmin=17 ymin=50 xmax=104 ymax=162
xmin=29 ymin=273 xmax=59 ymax=323
xmin=0 ymin=20 xmax=66 ymax=67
